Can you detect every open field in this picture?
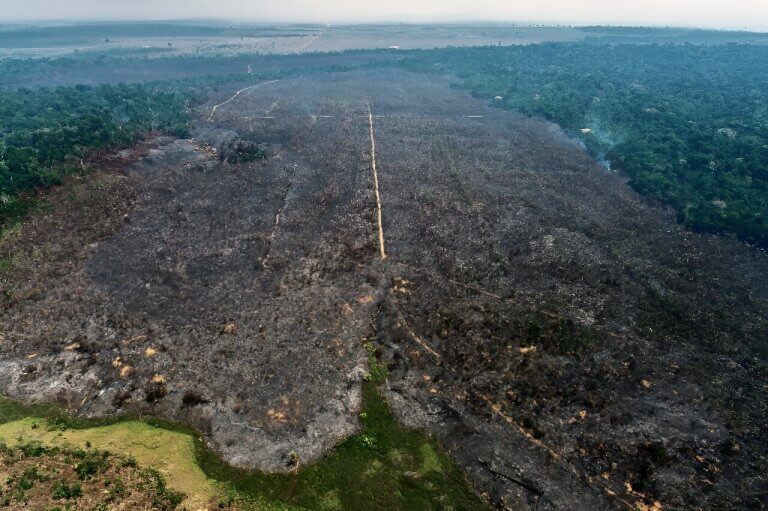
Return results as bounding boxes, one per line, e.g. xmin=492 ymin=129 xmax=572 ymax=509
xmin=0 ymin=417 xmax=215 ymax=508
xmin=1 ymin=68 xmax=767 ymax=511
xmin=0 ymin=23 xmax=591 ymax=60
xmin=4 ymin=22 xmax=766 ymax=62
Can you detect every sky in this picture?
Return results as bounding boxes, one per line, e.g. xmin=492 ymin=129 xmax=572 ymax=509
xmin=2 ymin=0 xmax=767 ymax=31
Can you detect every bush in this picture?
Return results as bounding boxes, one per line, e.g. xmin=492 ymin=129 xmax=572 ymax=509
xmin=52 ymin=481 xmax=83 ymax=500
xmin=218 ymin=137 xmax=267 ymax=164
xmin=363 ymin=341 xmax=389 ymax=384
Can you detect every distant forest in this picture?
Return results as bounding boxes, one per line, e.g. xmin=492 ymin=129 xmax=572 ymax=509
xmin=1 ymin=41 xmax=767 ymax=247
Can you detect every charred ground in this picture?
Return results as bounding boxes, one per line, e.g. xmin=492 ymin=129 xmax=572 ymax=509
xmin=1 ymin=70 xmax=766 ymax=510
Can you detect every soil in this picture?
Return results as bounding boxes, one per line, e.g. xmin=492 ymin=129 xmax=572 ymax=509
xmin=1 ymin=70 xmax=766 ymax=510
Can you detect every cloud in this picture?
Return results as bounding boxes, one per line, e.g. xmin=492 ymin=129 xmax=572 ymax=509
xmin=3 ymin=0 xmax=767 ymax=31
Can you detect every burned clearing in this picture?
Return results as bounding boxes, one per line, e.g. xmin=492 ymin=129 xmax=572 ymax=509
xmin=1 ymin=70 xmax=767 ymax=510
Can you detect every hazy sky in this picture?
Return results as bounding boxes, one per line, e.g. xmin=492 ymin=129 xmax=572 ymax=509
xmin=3 ymin=0 xmax=767 ymax=31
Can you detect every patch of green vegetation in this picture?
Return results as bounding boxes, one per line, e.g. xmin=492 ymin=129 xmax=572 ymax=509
xmin=198 ymin=382 xmax=486 ymax=510
xmin=138 ymin=467 xmax=186 ymax=510
xmin=74 ymin=450 xmax=110 ymax=480
xmin=0 ymin=381 xmax=486 ymax=510
xmin=0 ymin=440 xmax=184 ymax=508
xmin=0 ymin=82 xmax=196 ymax=226
xmin=52 ymin=481 xmax=83 ymax=500
xmin=4 ymin=463 xmax=49 ymax=502
xmin=363 ymin=341 xmax=390 ymax=384
xmin=0 ymin=417 xmax=216 ymax=508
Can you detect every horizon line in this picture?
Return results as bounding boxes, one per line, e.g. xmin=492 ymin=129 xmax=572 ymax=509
xmin=1 ymin=18 xmax=767 ymax=33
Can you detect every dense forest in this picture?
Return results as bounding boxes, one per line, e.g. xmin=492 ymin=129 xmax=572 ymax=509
xmin=0 ymin=82 xmax=198 ymax=224
xmin=403 ymin=43 xmax=768 ymax=247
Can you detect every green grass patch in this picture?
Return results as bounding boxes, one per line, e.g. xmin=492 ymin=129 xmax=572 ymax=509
xmin=199 ymin=382 xmax=487 ymax=510
xmin=364 ymin=341 xmax=390 ymax=384
xmin=0 ymin=383 xmax=487 ymax=510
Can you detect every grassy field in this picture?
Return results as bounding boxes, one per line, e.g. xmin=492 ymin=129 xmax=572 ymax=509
xmin=0 ymin=382 xmax=487 ymax=510
xmin=0 ymin=417 xmax=215 ymax=508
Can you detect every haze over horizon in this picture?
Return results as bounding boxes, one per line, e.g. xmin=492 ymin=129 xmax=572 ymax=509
xmin=2 ymin=0 xmax=767 ymax=32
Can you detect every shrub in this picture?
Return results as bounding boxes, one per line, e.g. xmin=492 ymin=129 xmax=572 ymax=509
xmin=52 ymin=481 xmax=83 ymax=500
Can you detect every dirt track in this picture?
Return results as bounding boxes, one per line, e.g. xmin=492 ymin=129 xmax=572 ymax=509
xmin=1 ymin=70 xmax=767 ymax=510
xmin=367 ymin=102 xmax=387 ymax=260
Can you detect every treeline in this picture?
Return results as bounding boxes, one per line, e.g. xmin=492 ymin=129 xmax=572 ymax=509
xmin=0 ymin=53 xmax=393 ymax=228
xmin=3 ymin=42 xmax=768 ymax=246
xmin=401 ymin=43 xmax=768 ymax=247
xmin=0 ymin=81 xmax=199 ymax=224
xmin=0 ymin=51 xmax=401 ymax=89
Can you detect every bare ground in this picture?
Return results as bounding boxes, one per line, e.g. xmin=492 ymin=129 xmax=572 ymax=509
xmin=1 ymin=70 xmax=766 ymax=510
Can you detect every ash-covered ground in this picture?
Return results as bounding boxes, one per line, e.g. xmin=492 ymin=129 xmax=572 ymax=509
xmin=1 ymin=70 xmax=766 ymax=510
